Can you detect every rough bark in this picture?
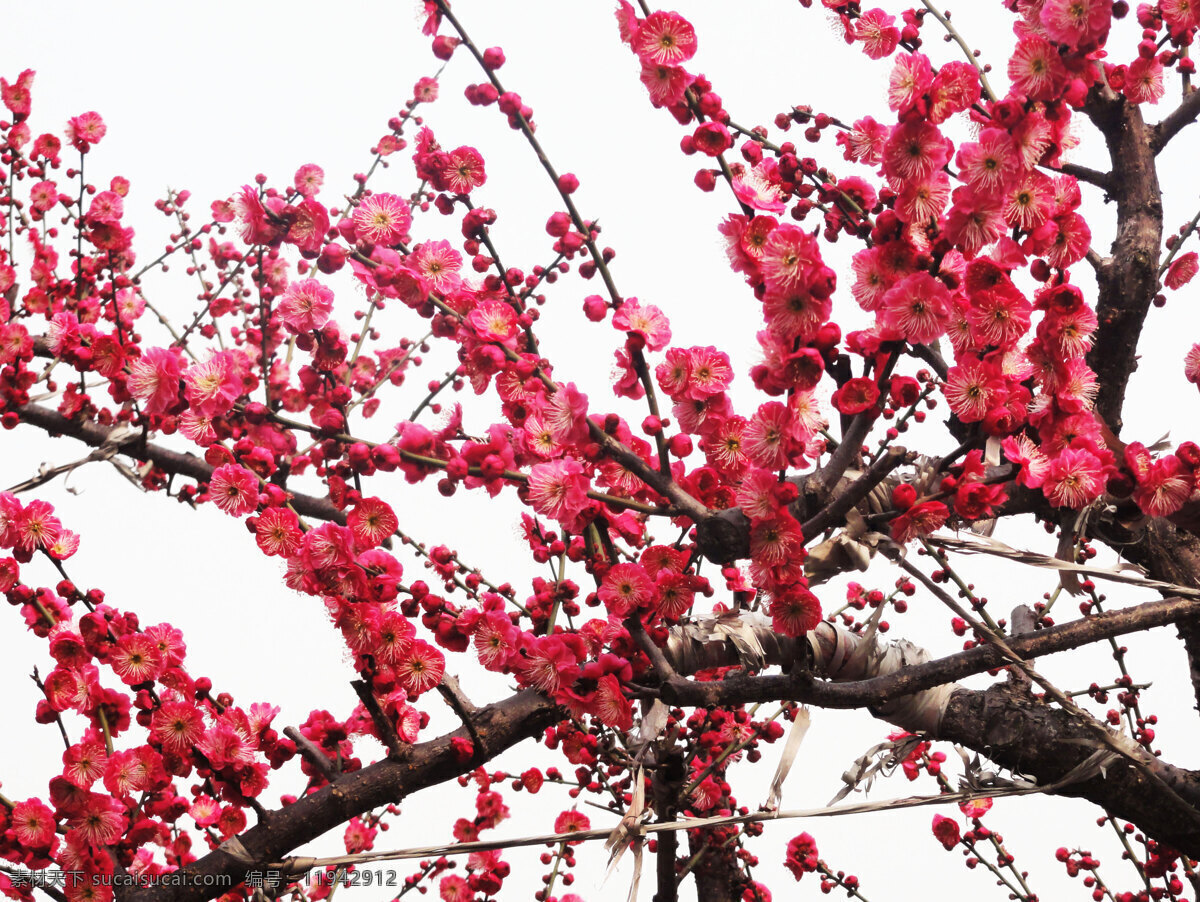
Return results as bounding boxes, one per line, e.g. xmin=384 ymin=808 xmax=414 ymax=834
xmin=121 ymin=691 xmax=560 ymax=902
xmin=1084 ymin=88 xmax=1164 ymax=435
xmin=687 ymin=832 xmax=739 ymax=902
xmin=1116 ymin=518 xmax=1200 ymax=715
xmin=939 ymin=684 xmax=1200 ymax=855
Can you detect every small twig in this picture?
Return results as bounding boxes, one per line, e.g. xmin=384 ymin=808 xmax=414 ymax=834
xmin=801 ymin=446 xmax=907 ymax=540
xmin=284 ymin=726 xmax=342 ymax=784
xmin=437 ymin=674 xmax=487 ymax=761
xmin=918 ymin=0 xmax=997 ymax=101
xmin=351 ymin=680 xmax=409 ymax=761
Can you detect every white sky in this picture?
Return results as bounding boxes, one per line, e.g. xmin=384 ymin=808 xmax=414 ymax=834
xmin=4 ymin=2 xmax=1200 ymax=901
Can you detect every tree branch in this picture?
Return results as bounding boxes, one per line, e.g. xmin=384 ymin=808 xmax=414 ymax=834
xmin=121 ymin=690 xmax=561 ymax=902
xmin=1083 ymin=88 xmax=1164 ymax=434
xmin=15 ymin=403 xmax=346 ymax=524
xmin=1045 ymin=160 xmax=1112 ymax=191
xmin=1152 ymin=86 xmax=1200 ymax=153
xmin=660 ymin=596 xmax=1200 ymax=713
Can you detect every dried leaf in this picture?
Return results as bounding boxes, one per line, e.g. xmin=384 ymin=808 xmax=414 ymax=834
xmin=928 ymin=534 xmax=1200 ymax=597
xmin=765 ymin=708 xmax=811 ymax=811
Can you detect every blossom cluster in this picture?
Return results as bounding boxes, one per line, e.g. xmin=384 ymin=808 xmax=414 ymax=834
xmin=2 ymin=0 xmax=1200 ymax=897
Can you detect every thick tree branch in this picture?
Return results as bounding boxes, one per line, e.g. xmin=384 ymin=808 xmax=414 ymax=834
xmin=939 ymin=684 xmax=1200 ymax=857
xmin=121 ymin=690 xmax=561 ymax=902
xmin=1152 ymin=86 xmax=1200 ymax=153
xmin=658 ymin=597 xmax=1200 ymax=856
xmin=801 ymin=446 xmax=906 ymax=540
xmin=660 ymin=596 xmax=1200 ymax=712
xmin=1113 ymin=518 xmax=1200 ymax=715
xmin=1083 ymin=88 xmax=1164 ymax=434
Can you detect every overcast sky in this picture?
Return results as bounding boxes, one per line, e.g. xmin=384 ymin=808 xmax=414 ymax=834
xmin=4 ymin=2 xmax=1200 ymax=900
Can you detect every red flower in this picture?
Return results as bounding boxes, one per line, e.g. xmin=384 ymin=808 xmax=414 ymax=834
xmin=208 ymin=464 xmax=259 ymax=517
xmin=784 ymin=832 xmax=819 ymax=880
xmin=348 ymin=497 xmax=399 ymax=549
xmin=632 ymin=11 xmax=698 ymax=66
xmin=831 ymin=377 xmax=880 ymax=416
xmin=890 ymin=501 xmax=949 ymax=543
xmin=1 ymin=68 xmax=34 ymax=119
xmin=1166 ymin=252 xmax=1199 ymax=290
xmin=932 ymin=813 xmax=961 ymax=850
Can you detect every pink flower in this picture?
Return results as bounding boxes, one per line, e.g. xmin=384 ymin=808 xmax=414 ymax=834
xmin=151 ymin=701 xmax=206 ymax=754
xmin=353 ymin=193 xmax=412 ymax=246
xmin=880 ymin=272 xmax=951 ymax=344
xmin=680 ymin=346 xmax=733 ymax=399
xmin=784 ymin=832 xmax=819 ymax=880
xmin=293 ymin=163 xmax=325 ymax=197
xmin=613 ymin=298 xmax=672 ymax=351
xmin=760 ymin=225 xmax=821 ymax=294
xmin=347 ymin=497 xmax=399 ymax=549
xmin=831 ymin=377 xmax=880 ymax=416
xmin=1 ymin=69 xmax=34 ymax=119
xmin=394 ymin=640 xmax=445 ymax=697
xmin=528 ymin=459 xmax=591 ymax=527
xmin=927 ymin=61 xmax=981 ymax=123
xmin=692 ymin=122 xmax=732 ymax=156
xmin=1163 ymin=0 xmax=1200 ymax=34
xmin=208 ymin=464 xmax=259 ymax=517
xmin=288 ymin=198 xmax=330 ymax=255
xmin=374 ymin=611 xmax=415 ymax=665
xmin=70 ymin=794 xmax=125 ymax=846
xmin=11 ymin=799 xmax=56 ymax=848
xmin=15 ymin=499 xmax=62 ymax=552
xmin=1129 ymin=450 xmax=1192 ymax=518
xmin=467 ymin=300 xmax=518 ymax=343
xmin=183 ymin=351 xmax=244 ymax=417
xmin=763 ymin=284 xmax=832 ymax=344
xmin=732 ymin=160 xmax=787 ymax=212
xmin=1008 ymin=36 xmax=1068 ymax=101
xmin=66 ymin=111 xmax=106 ymax=149
xmin=944 ymin=360 xmax=1003 ymax=423
xmin=1124 ymin=56 xmax=1165 ymax=105
xmin=1165 ymin=252 xmax=1199 ymax=290
xmin=890 ymin=501 xmax=950 ymax=543
xmin=855 ymin=9 xmax=900 ymax=59
xmin=516 ymin=635 xmax=578 ymax=693
xmin=598 ymin=563 xmax=652 ymax=616
xmin=111 ymin=634 xmax=164 ymax=685
xmin=883 ymin=120 xmax=951 ymax=184
xmin=632 ymin=11 xmax=697 ymax=66
xmin=956 ymin=130 xmax=1019 ymax=198
xmin=441 ymin=146 xmax=487 ymax=193
xmin=839 ymin=116 xmax=890 ymax=165
xmin=127 ymin=346 xmax=183 ymax=416
xmin=639 ymin=61 xmax=694 ymax=107
xmin=887 ymin=53 xmax=934 ymax=114
xmin=769 ymin=587 xmax=823 ymax=637
xmin=409 ymin=239 xmax=463 ymax=292
xmin=1042 ymin=447 xmax=1105 ymax=508
xmin=188 ymin=795 xmax=221 ymax=828
xmin=1185 ymin=344 xmax=1200 ymax=385
xmin=278 ymin=279 xmax=335 ymax=333
xmin=1040 ymin=0 xmax=1111 ymax=49
xmin=960 ymin=796 xmax=993 ymax=819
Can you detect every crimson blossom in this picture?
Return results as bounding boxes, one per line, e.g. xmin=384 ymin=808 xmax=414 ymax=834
xmin=5 ymin=2 xmax=1200 ymax=902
